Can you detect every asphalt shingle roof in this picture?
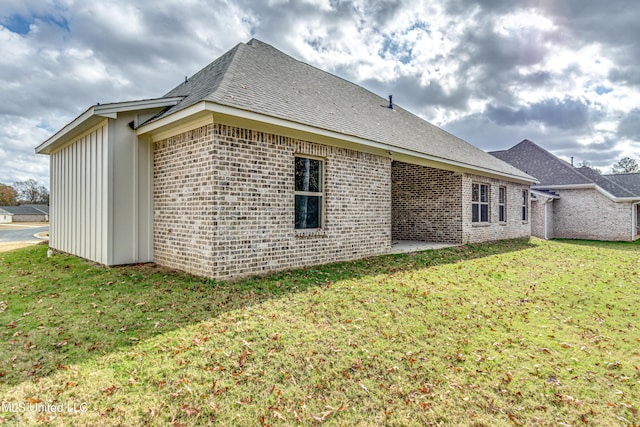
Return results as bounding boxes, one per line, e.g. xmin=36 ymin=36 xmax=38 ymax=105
xmin=158 ymin=39 xmax=532 ymax=181
xmin=0 ymin=205 xmax=49 ymax=215
xmin=490 ymin=140 xmax=640 ymax=198
xmin=605 ymin=173 xmax=640 ymax=195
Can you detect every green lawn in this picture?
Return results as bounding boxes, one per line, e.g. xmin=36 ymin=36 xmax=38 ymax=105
xmin=0 ymin=239 xmax=638 ymax=426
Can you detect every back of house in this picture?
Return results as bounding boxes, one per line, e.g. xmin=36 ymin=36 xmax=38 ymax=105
xmin=491 ymin=139 xmax=640 ymax=241
xmin=37 ymin=39 xmax=536 ymax=280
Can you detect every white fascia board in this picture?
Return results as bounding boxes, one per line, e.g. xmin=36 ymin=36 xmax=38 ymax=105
xmin=135 ymin=102 xmax=209 ymax=135
xmin=534 ymin=184 xmax=640 ymax=202
xmin=35 ymin=97 xmax=184 ymax=155
xmin=36 ymin=106 xmax=98 ymax=154
xmin=93 ymin=97 xmax=184 ymax=116
xmin=137 ymin=101 xmax=537 ymax=184
xmin=531 ymin=189 xmax=560 ymax=200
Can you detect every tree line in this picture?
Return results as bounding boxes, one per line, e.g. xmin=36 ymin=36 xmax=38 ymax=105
xmin=0 ymin=179 xmax=49 ymax=206
xmin=577 ymin=156 xmax=639 ymax=175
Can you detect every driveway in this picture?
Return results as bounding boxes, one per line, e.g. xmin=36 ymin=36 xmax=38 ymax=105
xmin=0 ymin=223 xmax=49 ymax=252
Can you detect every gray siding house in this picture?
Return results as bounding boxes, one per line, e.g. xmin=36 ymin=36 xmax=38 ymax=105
xmin=491 ymin=140 xmax=640 ymax=241
xmin=37 ymin=39 xmax=535 ymax=280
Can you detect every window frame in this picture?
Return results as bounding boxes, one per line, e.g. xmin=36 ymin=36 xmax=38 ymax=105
xmin=522 ymin=189 xmax=529 ymax=222
xmin=472 ymin=183 xmax=490 ymax=223
xmin=498 ymin=186 xmax=507 ymax=223
xmin=294 ymin=155 xmax=324 ymax=230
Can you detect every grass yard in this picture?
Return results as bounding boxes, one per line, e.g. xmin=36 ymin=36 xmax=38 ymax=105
xmin=0 ymin=239 xmax=639 ymax=426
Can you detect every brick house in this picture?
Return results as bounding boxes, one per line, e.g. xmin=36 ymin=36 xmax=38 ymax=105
xmin=491 ymin=139 xmax=640 ymax=241
xmin=36 ymin=39 xmax=535 ymax=280
xmin=0 ymin=205 xmax=49 ymax=222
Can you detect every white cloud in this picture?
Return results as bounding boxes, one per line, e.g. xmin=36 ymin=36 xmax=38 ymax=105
xmin=1 ymin=0 xmax=639 ymax=190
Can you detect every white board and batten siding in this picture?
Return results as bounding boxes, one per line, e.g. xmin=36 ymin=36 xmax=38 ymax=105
xmin=50 ymin=120 xmax=109 ymax=264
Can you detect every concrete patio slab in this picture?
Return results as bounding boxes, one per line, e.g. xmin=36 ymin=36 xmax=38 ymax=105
xmin=389 ymin=240 xmax=458 ymax=254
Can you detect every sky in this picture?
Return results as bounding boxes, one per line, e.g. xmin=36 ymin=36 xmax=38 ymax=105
xmin=1 ymin=0 xmax=640 ymax=189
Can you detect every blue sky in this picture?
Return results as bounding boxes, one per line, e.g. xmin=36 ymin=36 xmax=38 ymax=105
xmin=1 ymin=0 xmax=640 ymax=188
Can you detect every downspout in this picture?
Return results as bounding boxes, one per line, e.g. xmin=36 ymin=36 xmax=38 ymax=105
xmin=632 ymin=201 xmax=640 ymax=241
xmin=544 ymin=199 xmax=549 ymax=240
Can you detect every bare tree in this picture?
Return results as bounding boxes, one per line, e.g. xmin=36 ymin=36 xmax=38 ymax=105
xmin=577 ymin=160 xmax=602 ymax=174
xmin=13 ymin=179 xmax=49 ymax=204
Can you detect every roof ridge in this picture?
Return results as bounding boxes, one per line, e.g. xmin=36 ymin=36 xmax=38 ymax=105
xmin=208 ymin=41 xmax=247 ymax=102
xmin=521 ymin=139 xmax=594 ymax=182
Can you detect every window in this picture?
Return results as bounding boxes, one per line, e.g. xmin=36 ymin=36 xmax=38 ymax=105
xmin=522 ymin=189 xmax=529 ymax=221
xmin=295 ymin=156 xmax=323 ymax=229
xmin=472 ymin=183 xmax=489 ymax=223
xmin=498 ymin=186 xmax=506 ymax=222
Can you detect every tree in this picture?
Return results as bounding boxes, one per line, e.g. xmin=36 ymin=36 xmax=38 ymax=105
xmin=13 ymin=179 xmax=49 ymax=204
xmin=0 ymin=183 xmax=18 ymax=206
xmin=576 ymin=160 xmax=602 ymax=174
xmin=610 ymin=157 xmax=640 ymax=174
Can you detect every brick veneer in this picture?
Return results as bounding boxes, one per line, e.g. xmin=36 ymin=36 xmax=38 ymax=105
xmin=530 ymin=199 xmax=546 ymax=239
xmin=461 ymin=174 xmax=531 ymax=243
xmin=154 ymin=123 xmax=392 ymax=280
xmin=392 ymin=162 xmax=463 ymax=243
xmin=391 ymin=164 xmax=531 ymax=244
xmin=552 ymin=188 xmax=633 ymax=241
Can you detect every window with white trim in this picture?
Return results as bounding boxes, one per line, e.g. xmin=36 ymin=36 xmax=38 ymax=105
xmin=498 ymin=186 xmax=506 ymax=222
xmin=472 ymin=183 xmax=489 ymax=223
xmin=295 ymin=156 xmax=323 ymax=229
xmin=522 ymin=189 xmax=529 ymax=221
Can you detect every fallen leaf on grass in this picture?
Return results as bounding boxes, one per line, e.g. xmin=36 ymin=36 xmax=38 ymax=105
xmin=180 ymin=405 xmax=200 ymax=417
xmin=312 ymin=409 xmax=333 ymax=422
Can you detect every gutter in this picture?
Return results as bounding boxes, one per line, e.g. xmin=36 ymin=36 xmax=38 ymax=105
xmin=137 ymin=101 xmax=538 ymax=185
xmin=633 ymin=201 xmax=640 ymax=241
xmin=35 ymin=97 xmax=184 ymax=154
xmin=535 ymin=184 xmax=640 ymax=203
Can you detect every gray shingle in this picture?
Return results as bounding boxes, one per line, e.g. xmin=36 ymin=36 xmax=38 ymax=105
xmin=490 ymin=140 xmax=640 ymax=198
xmin=605 ymin=173 xmax=640 ymax=196
xmin=0 ymin=205 xmax=48 ymax=215
xmin=490 ymin=139 xmax=591 ymax=186
xmin=156 ymin=39 xmax=531 ymax=181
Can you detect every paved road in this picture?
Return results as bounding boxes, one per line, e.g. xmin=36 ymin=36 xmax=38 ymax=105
xmin=0 ymin=226 xmax=49 ymax=243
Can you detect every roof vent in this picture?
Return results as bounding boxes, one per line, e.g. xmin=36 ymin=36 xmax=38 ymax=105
xmin=184 ymin=76 xmax=188 ymax=84
xmin=388 ymin=95 xmax=393 ymax=109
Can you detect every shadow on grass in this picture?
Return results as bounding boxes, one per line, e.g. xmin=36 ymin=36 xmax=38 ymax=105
xmin=0 ymin=238 xmax=536 ymax=388
xmin=551 ymin=237 xmax=640 ymax=252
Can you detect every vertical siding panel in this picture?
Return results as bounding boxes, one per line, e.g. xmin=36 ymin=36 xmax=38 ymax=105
xmin=49 ymin=121 xmax=108 ymax=263
xmin=63 ymin=146 xmax=69 ymax=252
xmin=72 ymin=143 xmax=80 ymax=254
xmin=79 ymin=138 xmax=85 ymax=259
xmin=83 ymin=135 xmax=89 ymax=259
xmin=52 ymin=152 xmax=56 ymax=248
xmin=96 ymin=129 xmax=102 ymax=264
xmin=90 ymin=132 xmax=96 ymax=262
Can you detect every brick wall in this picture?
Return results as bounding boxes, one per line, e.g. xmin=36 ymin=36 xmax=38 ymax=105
xmin=461 ymin=174 xmax=531 ymax=243
xmin=391 ymin=162 xmax=463 ymax=243
xmin=154 ymin=123 xmax=392 ymax=280
xmin=552 ymin=188 xmax=633 ymax=241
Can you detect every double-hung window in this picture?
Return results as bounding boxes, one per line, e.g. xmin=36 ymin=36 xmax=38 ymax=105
xmin=522 ymin=189 xmax=529 ymax=221
xmin=472 ymin=183 xmax=489 ymax=223
xmin=498 ymin=186 xmax=506 ymax=222
xmin=295 ymin=156 xmax=323 ymax=229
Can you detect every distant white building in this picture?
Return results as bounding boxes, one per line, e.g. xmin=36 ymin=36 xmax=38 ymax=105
xmin=0 ymin=208 xmax=13 ymax=224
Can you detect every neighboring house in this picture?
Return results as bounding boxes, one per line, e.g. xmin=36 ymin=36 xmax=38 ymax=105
xmin=36 ymin=39 xmax=535 ymax=280
xmin=0 ymin=205 xmax=49 ymax=222
xmin=491 ymin=139 xmax=640 ymax=241
xmin=0 ymin=208 xmax=13 ymax=224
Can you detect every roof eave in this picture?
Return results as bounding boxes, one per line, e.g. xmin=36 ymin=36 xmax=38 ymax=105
xmin=137 ymin=101 xmax=538 ymax=184
xmin=35 ymin=97 xmax=184 ymax=155
xmin=534 ymin=183 xmax=640 ymax=202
